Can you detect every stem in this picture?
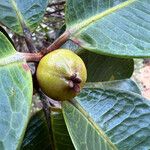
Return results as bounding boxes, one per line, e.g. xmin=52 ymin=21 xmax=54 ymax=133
xmin=21 ymin=52 xmax=43 ymax=62
xmin=40 ymin=31 xmax=70 ymax=55
xmin=23 ymin=27 xmax=37 ymax=53
xmin=24 ymin=38 xmax=37 ymax=53
xmin=20 ymin=30 xmax=70 ymax=62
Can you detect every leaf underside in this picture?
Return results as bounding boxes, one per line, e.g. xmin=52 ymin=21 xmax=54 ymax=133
xmin=75 ymin=88 xmax=150 ymax=149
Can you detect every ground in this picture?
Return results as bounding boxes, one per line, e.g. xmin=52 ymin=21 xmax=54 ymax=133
xmin=133 ymin=59 xmax=150 ymax=99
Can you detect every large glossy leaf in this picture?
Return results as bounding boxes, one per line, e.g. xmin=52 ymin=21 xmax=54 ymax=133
xmin=21 ymin=110 xmax=52 ymax=150
xmin=51 ymin=110 xmax=75 ymax=150
xmin=85 ymin=79 xmax=141 ymax=95
xmin=65 ymin=0 xmax=150 ymax=58
xmin=0 ymin=31 xmax=32 ymax=149
xmin=72 ymin=88 xmax=150 ymax=149
xmin=0 ymin=0 xmax=49 ymax=34
xmin=79 ymin=50 xmax=134 ymax=81
xmin=62 ymin=101 xmax=117 ymax=150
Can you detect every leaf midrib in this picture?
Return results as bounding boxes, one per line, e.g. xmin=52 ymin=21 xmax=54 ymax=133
xmin=10 ymin=0 xmax=25 ymax=33
xmin=0 ymin=52 xmax=24 ymax=66
xmin=68 ymin=0 xmax=136 ymax=35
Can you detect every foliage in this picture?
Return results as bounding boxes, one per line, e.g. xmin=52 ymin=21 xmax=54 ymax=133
xmin=0 ymin=0 xmax=150 ymax=150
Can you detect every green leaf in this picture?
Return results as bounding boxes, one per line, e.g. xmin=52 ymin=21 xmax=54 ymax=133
xmin=21 ymin=110 xmax=52 ymax=150
xmin=0 ymin=0 xmax=49 ymax=34
xmin=0 ymin=31 xmax=16 ymax=59
xmin=62 ymin=101 xmax=117 ymax=150
xmin=65 ymin=0 xmax=150 ymax=58
xmin=75 ymin=88 xmax=150 ymax=149
xmin=79 ymin=50 xmax=134 ymax=81
xmin=0 ymin=31 xmax=32 ymax=149
xmin=51 ymin=110 xmax=75 ymax=150
xmin=85 ymin=79 xmax=141 ymax=95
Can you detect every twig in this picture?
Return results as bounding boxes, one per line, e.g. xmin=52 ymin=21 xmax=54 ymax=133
xmin=21 ymin=52 xmax=43 ymax=62
xmin=40 ymin=30 xmax=70 ymax=55
xmin=20 ymin=30 xmax=70 ymax=62
xmin=23 ymin=27 xmax=37 ymax=53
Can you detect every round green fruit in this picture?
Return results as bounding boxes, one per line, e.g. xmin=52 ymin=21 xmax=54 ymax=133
xmin=36 ymin=49 xmax=87 ymax=101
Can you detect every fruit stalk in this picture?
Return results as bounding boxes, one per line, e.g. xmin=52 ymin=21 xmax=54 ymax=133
xmin=40 ymin=31 xmax=70 ymax=55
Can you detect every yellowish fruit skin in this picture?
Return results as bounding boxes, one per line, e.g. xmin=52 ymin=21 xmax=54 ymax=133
xmin=36 ymin=49 xmax=87 ymax=101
